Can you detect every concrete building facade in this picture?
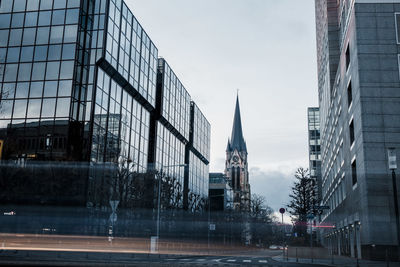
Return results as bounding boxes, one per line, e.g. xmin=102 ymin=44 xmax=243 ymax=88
xmin=315 ymin=0 xmax=400 ymax=260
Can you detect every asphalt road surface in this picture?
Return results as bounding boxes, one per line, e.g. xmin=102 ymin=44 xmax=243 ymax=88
xmin=0 ymin=233 xmax=329 ymax=266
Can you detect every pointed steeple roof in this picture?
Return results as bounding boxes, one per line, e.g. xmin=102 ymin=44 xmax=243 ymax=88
xmin=229 ymin=95 xmax=247 ymax=153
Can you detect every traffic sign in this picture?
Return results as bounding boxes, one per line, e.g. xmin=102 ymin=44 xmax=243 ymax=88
xmin=209 ymin=223 xmax=216 ymax=231
xmin=279 ymin=208 xmax=285 ymax=214
xmin=109 ymin=212 xmax=117 ymax=223
xmin=109 ymin=200 xmax=119 ymax=212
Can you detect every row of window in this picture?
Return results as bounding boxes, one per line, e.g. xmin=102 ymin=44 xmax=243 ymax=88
xmin=0 ymin=8 xmax=79 ymax=29
xmin=0 ymin=0 xmax=80 ymax=13
xmin=0 ymin=25 xmax=78 ymax=47
xmin=1 ymin=61 xmax=74 ymax=82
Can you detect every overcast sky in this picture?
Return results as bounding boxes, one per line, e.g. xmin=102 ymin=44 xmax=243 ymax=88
xmin=127 ymin=0 xmax=319 ymax=219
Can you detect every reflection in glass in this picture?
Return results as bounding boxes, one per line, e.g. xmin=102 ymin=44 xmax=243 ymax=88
xmin=27 ymin=0 xmax=40 ymax=11
xmin=8 ymin=29 xmax=22 ymax=46
xmin=62 ymin=44 xmax=75 ymax=60
xmin=6 ymin=47 xmax=20 ymax=63
xmin=13 ymin=99 xmax=28 ymax=118
xmin=0 ymin=30 xmax=9 ymax=47
xmin=32 ymin=62 xmax=46 ymax=80
xmin=34 ymin=45 xmax=48 ymax=61
xmin=44 ymin=81 xmax=57 ymax=97
xmin=30 ymin=82 xmax=43 ymax=98
xmin=66 ymin=9 xmax=79 ymax=24
xmin=58 ymin=80 xmax=72 ymax=96
xmin=48 ymin=45 xmax=62 ymax=60
xmin=0 ymin=14 xmax=11 ymax=29
xmin=38 ymin=11 xmax=51 ymax=26
xmin=50 ymin=26 xmax=64 ymax=44
xmin=36 ymin=27 xmax=50 ymax=45
xmin=41 ymin=98 xmax=56 ymax=117
xmin=60 ymin=61 xmax=74 ymax=79
xmin=11 ymin=13 xmax=25 ymax=28
xmin=56 ymin=98 xmax=70 ymax=117
xmin=20 ymin=46 xmax=34 ymax=62
xmin=15 ymin=82 xmax=29 ymax=98
xmin=52 ymin=10 xmax=65 ymax=25
xmin=4 ymin=64 xmax=18 ymax=82
xmin=46 ymin=61 xmax=60 ymax=80
xmin=64 ymin=25 xmax=77 ymax=43
xmin=27 ymin=99 xmax=41 ymax=118
xmin=2 ymin=83 xmax=16 ymax=99
xmin=17 ymin=63 xmax=32 ymax=81
xmin=0 ymin=100 xmax=13 ymax=119
xmin=25 ymin=11 xmax=38 ymax=27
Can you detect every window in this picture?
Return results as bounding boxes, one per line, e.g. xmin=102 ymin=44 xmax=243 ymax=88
xmin=349 ymin=119 xmax=355 ymax=146
xmin=52 ymin=10 xmax=65 ymax=25
xmin=30 ymin=81 xmax=43 ymax=97
xmin=25 ymin=12 xmax=38 ymax=27
xmin=22 ymin=28 xmax=36 ymax=45
xmin=48 ymin=45 xmax=62 ymax=60
xmin=347 ymin=81 xmax=352 ymax=107
xmin=396 ymin=14 xmax=400 ymax=44
xmin=11 ymin=13 xmax=25 ymax=28
xmin=345 ymin=43 xmax=350 ymax=70
xmin=351 ymin=159 xmax=357 ymax=186
xmin=36 ymin=27 xmax=50 ymax=45
xmin=34 ymin=45 xmax=48 ymax=61
xmin=38 ymin=11 xmax=51 ymax=26
xmin=15 ymin=83 xmax=29 ymax=98
xmin=9 ymin=29 xmax=23 ymax=46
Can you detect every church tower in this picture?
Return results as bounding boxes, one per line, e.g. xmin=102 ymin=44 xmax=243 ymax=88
xmin=225 ymin=96 xmax=250 ymax=211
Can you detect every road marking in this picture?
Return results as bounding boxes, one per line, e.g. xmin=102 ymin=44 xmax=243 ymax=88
xmin=243 ymin=259 xmax=251 ymax=262
xmin=196 ymin=259 xmax=206 ymax=261
xmin=227 ymin=259 xmax=236 ymax=262
xmin=259 ymin=260 xmax=268 ymax=263
xmin=180 ymin=259 xmax=190 ymax=261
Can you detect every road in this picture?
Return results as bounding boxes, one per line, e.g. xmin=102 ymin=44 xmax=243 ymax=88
xmin=0 ymin=233 xmax=328 ymax=266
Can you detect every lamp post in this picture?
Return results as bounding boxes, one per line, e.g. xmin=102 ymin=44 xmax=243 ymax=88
xmin=388 ymin=148 xmax=399 ymax=259
xmin=153 ymin=163 xmax=187 ymax=252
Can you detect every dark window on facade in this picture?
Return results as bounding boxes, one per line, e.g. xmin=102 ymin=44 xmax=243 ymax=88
xmin=396 ymin=14 xmax=400 ymax=43
xmin=352 ymin=159 xmax=357 ymax=186
xmin=345 ymin=44 xmax=350 ymax=70
xmin=347 ymin=81 xmax=352 ymax=107
xmin=349 ymin=119 xmax=355 ymax=146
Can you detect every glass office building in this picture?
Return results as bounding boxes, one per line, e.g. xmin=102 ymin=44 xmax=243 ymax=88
xmin=149 ymin=59 xmax=210 ymax=211
xmin=0 ymin=0 xmax=210 ymax=209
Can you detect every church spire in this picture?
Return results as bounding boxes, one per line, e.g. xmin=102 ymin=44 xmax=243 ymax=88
xmin=230 ymin=95 xmax=247 ymax=153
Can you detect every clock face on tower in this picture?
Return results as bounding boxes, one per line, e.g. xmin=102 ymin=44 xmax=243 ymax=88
xmin=232 ymin=155 xmax=239 ymax=162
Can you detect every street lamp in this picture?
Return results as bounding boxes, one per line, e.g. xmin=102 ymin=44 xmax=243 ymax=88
xmin=153 ymin=163 xmax=187 ymax=252
xmin=388 ymin=148 xmax=400 ymax=259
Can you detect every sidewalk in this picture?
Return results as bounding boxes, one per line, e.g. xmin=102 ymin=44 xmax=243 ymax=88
xmin=272 ymin=254 xmax=400 ymax=267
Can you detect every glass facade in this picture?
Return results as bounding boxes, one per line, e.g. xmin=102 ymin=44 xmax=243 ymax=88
xmin=157 ymin=58 xmax=191 ymax=141
xmin=191 ymin=102 xmax=211 ymax=162
xmin=91 ymin=68 xmax=149 ymax=171
xmin=188 ymin=151 xmax=209 ymax=204
xmin=105 ymin=0 xmax=157 ymax=107
xmin=0 ymin=0 xmax=211 ymax=210
xmin=0 ymin=0 xmax=89 ymax=161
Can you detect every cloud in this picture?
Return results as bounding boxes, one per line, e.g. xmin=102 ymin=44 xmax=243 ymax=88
xmin=249 ymin=166 xmax=296 ymax=213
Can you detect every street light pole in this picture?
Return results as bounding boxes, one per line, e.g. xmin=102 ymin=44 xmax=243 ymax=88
xmin=388 ymin=148 xmax=400 ymax=260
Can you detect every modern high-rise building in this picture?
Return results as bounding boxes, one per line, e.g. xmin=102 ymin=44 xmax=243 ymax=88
xmin=308 ymin=107 xmax=321 ymax=201
xmin=225 ymin=96 xmax=250 ymax=211
xmin=0 ymin=0 xmax=210 ymax=210
xmin=315 ymin=0 xmax=400 ymax=260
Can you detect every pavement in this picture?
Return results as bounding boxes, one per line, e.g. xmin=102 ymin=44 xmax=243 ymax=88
xmin=272 ymin=254 xmax=400 ymax=267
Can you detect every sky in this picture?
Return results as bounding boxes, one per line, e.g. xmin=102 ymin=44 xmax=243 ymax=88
xmin=126 ymin=0 xmax=319 ymax=221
